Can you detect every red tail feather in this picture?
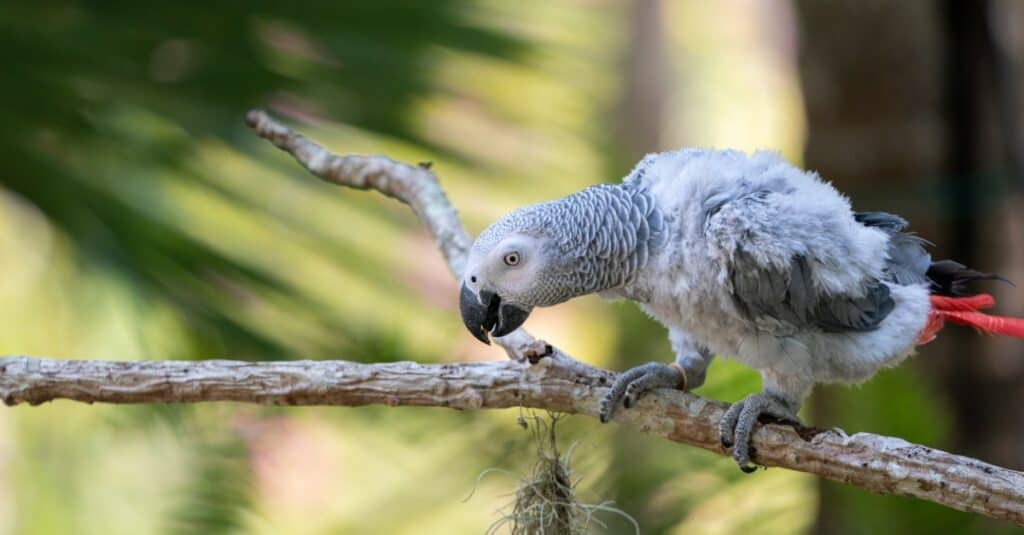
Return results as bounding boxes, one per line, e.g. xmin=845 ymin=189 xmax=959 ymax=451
xmin=929 ymin=294 xmax=995 ymax=311
xmin=939 ymin=310 xmax=1024 ymax=339
xmin=917 ymin=294 xmax=1024 ymax=345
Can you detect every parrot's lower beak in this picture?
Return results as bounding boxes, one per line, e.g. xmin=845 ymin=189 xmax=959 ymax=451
xmin=459 ymin=284 xmax=531 ymax=344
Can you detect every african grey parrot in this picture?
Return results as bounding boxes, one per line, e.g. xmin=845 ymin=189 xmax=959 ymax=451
xmin=458 ymin=149 xmax=1024 ymax=471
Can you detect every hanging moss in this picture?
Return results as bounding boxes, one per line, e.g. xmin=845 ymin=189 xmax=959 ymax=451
xmin=475 ymin=412 xmax=638 ymax=535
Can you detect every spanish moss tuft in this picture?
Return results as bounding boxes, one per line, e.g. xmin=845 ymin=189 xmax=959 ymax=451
xmin=470 ymin=412 xmax=639 ymax=535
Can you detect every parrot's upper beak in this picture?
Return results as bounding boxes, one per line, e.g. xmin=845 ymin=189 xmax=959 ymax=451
xmin=459 ymin=283 xmax=531 ymax=344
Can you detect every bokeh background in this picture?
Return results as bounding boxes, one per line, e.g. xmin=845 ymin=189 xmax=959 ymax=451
xmin=1 ymin=1 xmax=1023 ymax=533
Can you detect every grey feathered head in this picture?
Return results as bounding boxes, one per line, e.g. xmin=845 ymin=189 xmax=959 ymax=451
xmin=459 ymin=183 xmax=664 ymax=344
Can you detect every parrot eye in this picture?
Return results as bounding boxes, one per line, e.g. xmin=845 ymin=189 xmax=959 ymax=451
xmin=503 ymin=252 xmax=521 ymax=266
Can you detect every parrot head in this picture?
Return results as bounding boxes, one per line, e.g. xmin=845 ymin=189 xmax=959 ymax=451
xmin=459 ymin=201 xmax=575 ymax=344
xmin=458 ymin=183 xmax=663 ymax=344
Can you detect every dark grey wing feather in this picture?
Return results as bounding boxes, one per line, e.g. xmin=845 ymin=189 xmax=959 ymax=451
xmin=730 ymin=247 xmax=895 ymax=333
xmin=853 ymin=211 xmax=908 ymax=232
xmin=854 ymin=211 xmax=932 ymax=285
xmin=885 ymin=233 xmax=932 ymax=285
xmin=810 ymin=281 xmax=894 ymax=332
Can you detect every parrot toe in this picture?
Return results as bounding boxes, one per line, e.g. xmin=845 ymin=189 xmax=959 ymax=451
xmin=719 ymin=392 xmax=802 ymax=472
xmin=598 ymin=362 xmax=686 ymax=422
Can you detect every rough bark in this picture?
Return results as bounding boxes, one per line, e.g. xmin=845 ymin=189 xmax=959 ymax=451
xmin=1 ymin=111 xmax=1020 ymax=526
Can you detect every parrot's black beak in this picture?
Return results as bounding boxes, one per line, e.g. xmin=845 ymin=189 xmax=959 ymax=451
xmin=459 ymin=284 xmax=531 ymax=344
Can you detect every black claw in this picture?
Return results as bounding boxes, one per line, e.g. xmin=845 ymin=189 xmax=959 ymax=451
xmin=721 ymin=437 xmax=733 ymax=449
xmin=739 ymin=463 xmax=757 ymax=474
xmin=623 ymin=397 xmax=632 ymax=409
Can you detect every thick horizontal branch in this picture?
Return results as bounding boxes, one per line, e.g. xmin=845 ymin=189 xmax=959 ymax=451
xmin=2 ymin=355 xmax=1022 ymax=525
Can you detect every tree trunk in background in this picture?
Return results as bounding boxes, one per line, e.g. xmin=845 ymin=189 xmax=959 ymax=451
xmin=798 ymin=0 xmax=1024 ymax=532
xmin=608 ymin=3 xmax=679 ymax=532
xmin=941 ymin=0 xmax=994 ymax=460
xmin=616 ymin=0 xmax=666 ymax=161
xmin=797 ymin=4 xmax=944 ymax=529
xmin=942 ymin=0 xmax=1024 ymax=470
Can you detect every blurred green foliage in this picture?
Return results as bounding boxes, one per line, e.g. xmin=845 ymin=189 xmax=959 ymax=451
xmin=0 ymin=1 xmax=1005 ymax=534
xmin=0 ymin=0 xmax=525 ymax=360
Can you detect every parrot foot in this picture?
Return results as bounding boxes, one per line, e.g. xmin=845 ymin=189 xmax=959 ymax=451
xmin=719 ymin=392 xmax=801 ymax=472
xmin=598 ymin=362 xmax=687 ymax=423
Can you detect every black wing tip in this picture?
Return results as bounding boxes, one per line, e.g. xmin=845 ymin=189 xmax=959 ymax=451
xmin=926 ymin=259 xmax=1014 ymax=296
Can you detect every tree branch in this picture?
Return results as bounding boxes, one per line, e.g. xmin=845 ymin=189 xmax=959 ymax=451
xmin=2 ymin=110 xmax=1020 ymax=525
xmin=1 ymin=355 xmax=1022 ymax=525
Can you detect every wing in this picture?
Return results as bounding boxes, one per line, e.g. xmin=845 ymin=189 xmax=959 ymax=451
xmin=710 ymin=183 xmax=897 ymax=333
xmin=854 ymin=211 xmax=931 ymax=286
xmin=680 ymin=151 xmax=899 ymax=333
xmin=729 ymin=246 xmax=895 ymax=333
